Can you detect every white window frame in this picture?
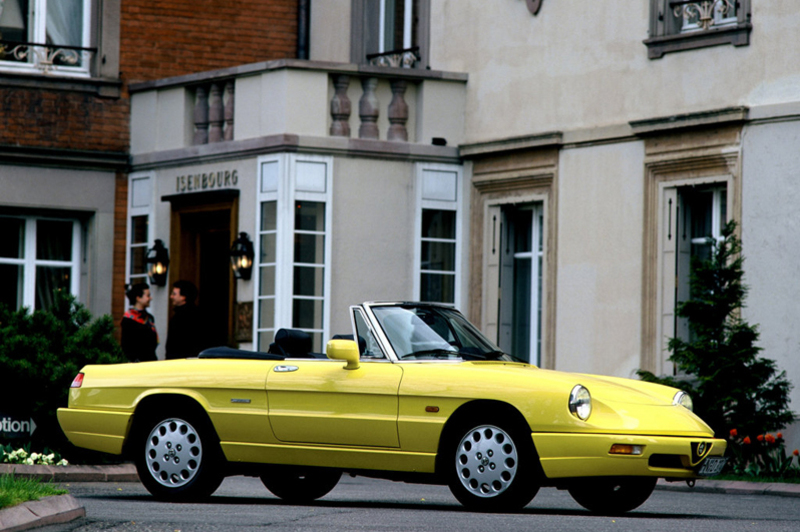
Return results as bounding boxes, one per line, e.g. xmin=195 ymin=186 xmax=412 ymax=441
xmin=414 ymin=163 xmax=463 ymax=309
xmin=511 ymin=203 xmax=544 ymax=366
xmin=0 ymin=0 xmax=93 ymax=77
xmin=255 ymin=154 xmax=333 ymax=351
xmin=657 ymin=177 xmax=731 ymax=376
xmin=378 ymin=0 xmax=414 ymax=53
xmin=125 ymin=172 xmax=155 ymax=286
xmin=0 ymin=214 xmax=80 ymax=311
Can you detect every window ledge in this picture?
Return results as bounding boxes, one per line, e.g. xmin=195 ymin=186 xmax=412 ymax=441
xmin=0 ymin=70 xmax=122 ymax=97
xmin=644 ymin=22 xmax=752 ymax=59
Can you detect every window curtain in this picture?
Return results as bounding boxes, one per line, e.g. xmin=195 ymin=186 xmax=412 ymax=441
xmin=45 ymin=0 xmax=82 ymax=46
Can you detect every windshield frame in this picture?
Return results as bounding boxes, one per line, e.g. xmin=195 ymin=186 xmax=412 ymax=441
xmin=362 ymin=302 xmax=526 ymax=363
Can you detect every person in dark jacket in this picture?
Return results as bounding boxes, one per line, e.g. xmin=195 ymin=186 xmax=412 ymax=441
xmin=120 ymin=282 xmax=158 ymax=362
xmin=165 ymin=280 xmax=205 ymax=359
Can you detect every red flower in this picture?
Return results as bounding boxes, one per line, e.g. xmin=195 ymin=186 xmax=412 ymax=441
xmin=777 ymin=432 xmax=783 ymax=439
xmin=757 ymin=434 xmax=765 ymax=442
xmin=729 ymin=428 xmax=738 ymax=437
xmin=766 ymin=434 xmax=776 ymax=444
xmin=794 ymin=449 xmax=799 ymax=456
xmin=743 ymin=437 xmax=751 ymax=444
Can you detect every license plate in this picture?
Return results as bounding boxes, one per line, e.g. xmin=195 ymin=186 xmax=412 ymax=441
xmin=698 ymin=456 xmax=727 ymax=477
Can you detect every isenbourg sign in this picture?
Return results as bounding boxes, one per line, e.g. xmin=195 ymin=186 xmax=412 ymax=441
xmin=0 ymin=413 xmax=37 ymax=440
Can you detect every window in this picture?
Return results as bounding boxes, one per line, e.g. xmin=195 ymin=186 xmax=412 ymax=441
xmin=351 ymin=0 xmax=430 ymax=68
xmin=255 ymin=155 xmax=333 ymax=352
xmin=0 ymin=0 xmax=93 ymax=76
xmin=127 ymin=174 xmax=154 ymax=285
xmin=0 ymin=215 xmax=80 ymax=311
xmin=645 ymin=0 xmax=751 ymax=59
xmin=673 ymin=186 xmax=727 ymax=345
xmin=414 ymin=164 xmax=462 ymax=308
xmin=497 ymin=204 xmax=544 ymax=366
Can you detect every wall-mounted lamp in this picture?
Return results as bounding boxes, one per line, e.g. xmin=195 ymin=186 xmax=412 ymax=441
xmin=146 ymin=239 xmax=170 ymax=287
xmin=230 ymin=232 xmax=254 ymax=280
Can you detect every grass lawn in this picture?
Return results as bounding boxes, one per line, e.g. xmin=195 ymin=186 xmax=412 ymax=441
xmin=0 ymin=474 xmax=68 ymax=510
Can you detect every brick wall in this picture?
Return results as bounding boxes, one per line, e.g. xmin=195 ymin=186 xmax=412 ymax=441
xmin=120 ymin=0 xmax=298 ymax=83
xmin=0 ymin=88 xmax=130 ymax=152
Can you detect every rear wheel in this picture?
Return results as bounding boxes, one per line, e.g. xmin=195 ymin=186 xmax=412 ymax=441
xmin=260 ymin=465 xmax=341 ymax=502
xmin=134 ymin=412 xmax=224 ymax=501
xmin=446 ymin=421 xmax=540 ymax=512
xmin=568 ymin=477 xmax=656 ymax=514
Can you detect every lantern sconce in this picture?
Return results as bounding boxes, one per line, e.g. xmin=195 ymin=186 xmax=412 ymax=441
xmin=146 ymin=239 xmax=170 ymax=287
xmin=230 ymin=232 xmax=255 ymax=280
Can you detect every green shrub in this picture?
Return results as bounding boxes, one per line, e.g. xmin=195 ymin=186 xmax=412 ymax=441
xmin=638 ymin=221 xmax=795 ymax=473
xmin=0 ymin=291 xmax=125 ymax=459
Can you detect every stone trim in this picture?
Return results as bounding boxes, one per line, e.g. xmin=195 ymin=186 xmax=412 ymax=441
xmin=0 ymin=144 xmax=128 ymax=170
xmin=128 ymin=59 xmax=465 ymax=94
xmin=640 ymin=127 xmax=742 ymax=374
xmin=460 ymin=132 xmax=562 ymax=158
xmin=469 ymin=148 xmax=559 ymax=369
xmin=630 ymin=107 xmax=748 ymax=136
xmin=130 ymin=134 xmax=461 ymax=170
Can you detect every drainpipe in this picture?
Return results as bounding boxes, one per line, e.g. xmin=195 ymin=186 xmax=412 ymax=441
xmin=297 ymin=0 xmax=310 ymax=60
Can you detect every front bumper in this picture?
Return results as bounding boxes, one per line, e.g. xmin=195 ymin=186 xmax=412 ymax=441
xmin=532 ymin=432 xmax=727 ymax=479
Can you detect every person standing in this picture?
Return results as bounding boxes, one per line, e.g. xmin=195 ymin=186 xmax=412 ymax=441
xmin=165 ymin=280 xmax=205 ymax=359
xmin=120 ymin=283 xmax=158 ymax=362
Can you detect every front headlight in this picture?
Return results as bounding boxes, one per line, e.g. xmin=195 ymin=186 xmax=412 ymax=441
xmin=569 ymin=385 xmax=592 ymax=420
xmin=673 ymin=390 xmax=693 ymax=411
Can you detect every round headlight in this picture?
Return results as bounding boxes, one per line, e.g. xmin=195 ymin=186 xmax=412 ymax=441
xmin=569 ymin=385 xmax=592 ymax=421
xmin=673 ymin=391 xmax=693 ymax=411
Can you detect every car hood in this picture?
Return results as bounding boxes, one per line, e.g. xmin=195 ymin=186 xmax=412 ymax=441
xmin=405 ymin=361 xmax=716 ymax=437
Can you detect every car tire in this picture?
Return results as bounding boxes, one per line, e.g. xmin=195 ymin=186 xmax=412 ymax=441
xmin=260 ymin=465 xmax=342 ymax=502
xmin=134 ymin=412 xmax=224 ymax=501
xmin=446 ymin=421 xmax=540 ymax=512
xmin=567 ymin=477 xmax=656 ymax=514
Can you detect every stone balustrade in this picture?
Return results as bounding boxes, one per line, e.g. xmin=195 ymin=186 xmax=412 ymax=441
xmin=192 ymin=80 xmax=235 ymax=145
xmin=129 ymin=60 xmax=467 ymax=155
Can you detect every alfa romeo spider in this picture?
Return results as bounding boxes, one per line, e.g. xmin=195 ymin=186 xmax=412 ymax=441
xmin=58 ymin=302 xmax=727 ymax=513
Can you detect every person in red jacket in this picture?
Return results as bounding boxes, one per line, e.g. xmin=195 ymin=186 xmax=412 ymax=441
xmin=120 ymin=283 xmax=158 ymax=362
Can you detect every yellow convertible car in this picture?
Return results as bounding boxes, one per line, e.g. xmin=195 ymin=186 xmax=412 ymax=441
xmin=58 ymin=302 xmax=727 ymax=513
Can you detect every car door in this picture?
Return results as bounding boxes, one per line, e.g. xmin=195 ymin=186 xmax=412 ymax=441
xmin=266 ymin=358 xmax=403 ymax=448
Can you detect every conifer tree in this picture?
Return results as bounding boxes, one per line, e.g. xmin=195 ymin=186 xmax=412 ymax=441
xmin=638 ymin=221 xmax=793 ymax=440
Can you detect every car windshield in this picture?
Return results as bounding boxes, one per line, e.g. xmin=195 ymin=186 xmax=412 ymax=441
xmin=371 ymin=305 xmax=526 ymax=363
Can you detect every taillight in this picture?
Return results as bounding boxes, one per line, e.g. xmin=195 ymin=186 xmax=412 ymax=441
xmin=70 ymin=373 xmax=84 ymax=388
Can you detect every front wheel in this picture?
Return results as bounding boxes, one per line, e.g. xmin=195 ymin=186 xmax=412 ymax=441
xmin=447 ymin=422 xmax=540 ymax=512
xmin=568 ymin=477 xmax=656 ymax=514
xmin=134 ymin=413 xmax=224 ymax=501
xmin=261 ymin=465 xmax=341 ymax=502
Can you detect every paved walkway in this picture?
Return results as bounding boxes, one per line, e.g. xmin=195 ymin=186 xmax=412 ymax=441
xmin=1 ymin=464 xmax=799 ymax=531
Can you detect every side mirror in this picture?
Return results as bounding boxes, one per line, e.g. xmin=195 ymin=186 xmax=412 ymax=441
xmin=326 ymin=339 xmax=360 ymax=370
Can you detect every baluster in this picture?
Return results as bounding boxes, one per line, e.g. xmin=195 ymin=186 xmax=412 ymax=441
xmin=329 ymin=75 xmax=351 ymax=137
xmin=209 ymin=83 xmax=224 ymax=143
xmin=224 ymin=81 xmax=235 ymax=141
xmin=387 ymin=79 xmax=408 ymax=142
xmin=358 ymin=77 xmax=380 ymax=140
xmin=193 ymin=85 xmax=209 ymax=145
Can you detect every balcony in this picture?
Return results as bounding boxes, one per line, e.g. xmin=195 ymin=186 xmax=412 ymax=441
xmin=129 ymin=59 xmax=468 ymax=166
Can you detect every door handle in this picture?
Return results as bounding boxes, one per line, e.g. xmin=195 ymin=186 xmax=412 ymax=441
xmin=273 ymin=365 xmax=299 ymax=373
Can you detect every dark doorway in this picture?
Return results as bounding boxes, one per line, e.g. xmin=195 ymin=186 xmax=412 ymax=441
xmin=167 ymin=194 xmax=238 ymax=348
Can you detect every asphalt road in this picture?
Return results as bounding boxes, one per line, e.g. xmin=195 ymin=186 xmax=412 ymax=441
xmin=34 ymin=475 xmax=800 ymax=532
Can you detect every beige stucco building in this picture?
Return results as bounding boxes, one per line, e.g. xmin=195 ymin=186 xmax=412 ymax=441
xmin=123 ymin=1 xmax=799 ymax=449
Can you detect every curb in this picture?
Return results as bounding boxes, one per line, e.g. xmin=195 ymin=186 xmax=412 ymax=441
xmin=0 ymin=463 xmax=139 ymax=483
xmin=657 ymin=478 xmax=800 ymax=498
xmin=0 ymin=495 xmax=85 ymax=532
